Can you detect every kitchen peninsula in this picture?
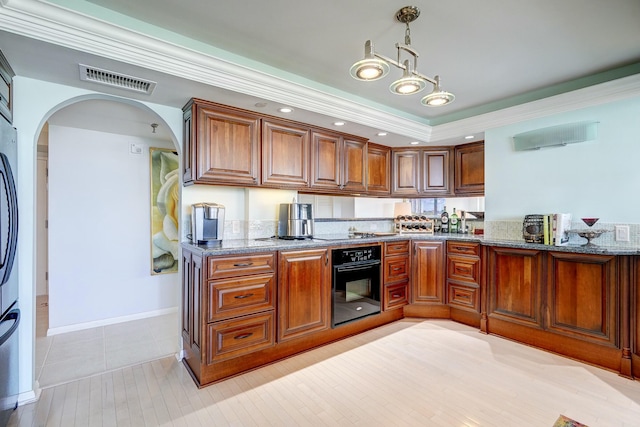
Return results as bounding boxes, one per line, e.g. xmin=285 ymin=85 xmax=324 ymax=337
xmin=181 ymin=233 xmax=640 ymax=387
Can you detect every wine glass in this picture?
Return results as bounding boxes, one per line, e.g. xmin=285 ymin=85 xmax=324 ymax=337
xmin=581 ymin=217 xmax=599 ymax=227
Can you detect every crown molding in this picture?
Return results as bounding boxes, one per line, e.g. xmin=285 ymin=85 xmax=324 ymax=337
xmin=0 ymin=0 xmax=432 ymax=140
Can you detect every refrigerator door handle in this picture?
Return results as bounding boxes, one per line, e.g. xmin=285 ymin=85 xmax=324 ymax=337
xmin=0 ymin=152 xmax=18 ymax=286
xmin=0 ymin=309 xmax=19 ymax=347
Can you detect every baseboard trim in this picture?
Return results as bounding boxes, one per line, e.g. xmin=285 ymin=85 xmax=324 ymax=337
xmin=47 ymin=306 xmax=178 ymax=336
xmin=18 ymin=381 xmax=41 ymax=406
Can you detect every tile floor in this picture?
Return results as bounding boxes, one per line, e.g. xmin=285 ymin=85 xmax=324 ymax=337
xmin=35 ymin=295 xmax=180 ymax=388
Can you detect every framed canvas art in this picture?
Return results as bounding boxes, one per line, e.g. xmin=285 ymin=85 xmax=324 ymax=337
xmin=150 ymin=147 xmax=179 ymax=274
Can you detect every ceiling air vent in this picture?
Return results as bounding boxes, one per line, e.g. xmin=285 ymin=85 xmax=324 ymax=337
xmin=78 ymin=64 xmax=157 ymax=95
xmin=513 ymin=121 xmax=598 ymax=151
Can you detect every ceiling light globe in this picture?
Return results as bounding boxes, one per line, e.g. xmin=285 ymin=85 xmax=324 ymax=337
xmin=421 ymin=91 xmax=455 ymax=107
xmin=350 ymin=59 xmax=390 ymax=81
xmin=389 ymin=76 xmax=426 ymax=95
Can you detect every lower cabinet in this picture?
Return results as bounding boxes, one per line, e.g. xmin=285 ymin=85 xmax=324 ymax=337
xmin=634 ymin=257 xmax=640 ymax=379
xmin=486 ymin=246 xmax=622 ymax=373
xmin=411 ymin=241 xmax=446 ymax=305
xmin=446 ymin=241 xmax=481 ymax=327
xmin=383 ymin=241 xmax=410 ymax=310
xmin=277 ymin=248 xmax=331 ymax=342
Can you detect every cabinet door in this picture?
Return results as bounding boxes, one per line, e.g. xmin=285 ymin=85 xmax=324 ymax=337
xmin=487 ymin=247 xmax=544 ymax=329
xmin=342 ymin=138 xmax=367 ymax=192
xmin=182 ymin=106 xmax=194 ymax=183
xmin=634 ymin=257 xmax=640 ymax=379
xmin=412 ymin=241 xmax=445 ymax=304
xmin=422 ymin=149 xmax=453 ymax=195
xmin=310 ymin=131 xmax=341 ymax=190
xmin=278 ymin=248 xmax=331 ymax=342
xmin=455 ymin=141 xmax=484 ymax=195
xmin=262 ymin=120 xmax=310 ymax=188
xmin=392 ymin=150 xmax=421 ymax=196
xmin=546 ymin=252 xmax=617 ymax=347
xmin=194 ymin=103 xmax=260 ymax=185
xmin=367 ymin=143 xmax=390 ymax=195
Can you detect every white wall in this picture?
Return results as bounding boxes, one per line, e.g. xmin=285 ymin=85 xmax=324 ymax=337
xmin=47 ymin=125 xmax=178 ymax=328
xmin=485 ymin=96 xmax=640 ymax=223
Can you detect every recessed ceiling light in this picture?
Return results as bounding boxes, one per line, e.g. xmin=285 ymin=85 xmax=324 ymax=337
xmin=410 ymin=141 xmax=420 ymax=145
xmin=333 ymin=121 xmax=346 ymax=126
xmin=377 ymin=132 xmax=388 ymax=136
xmin=254 ymin=102 xmax=268 ymax=108
xmin=464 ymin=135 xmax=475 ymax=139
xmin=278 ymin=107 xmax=294 ymax=113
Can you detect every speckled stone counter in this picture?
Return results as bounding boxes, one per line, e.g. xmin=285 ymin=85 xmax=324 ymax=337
xmin=182 ymin=233 xmax=640 ymax=256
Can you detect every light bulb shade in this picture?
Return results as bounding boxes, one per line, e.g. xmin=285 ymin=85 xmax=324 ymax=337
xmin=350 ymin=58 xmax=390 ymax=81
xmin=389 ymin=75 xmax=427 ymax=95
xmin=421 ymin=90 xmax=455 ymax=106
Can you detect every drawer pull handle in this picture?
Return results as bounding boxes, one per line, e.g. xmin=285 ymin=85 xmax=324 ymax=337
xmin=233 ymin=262 xmax=254 ymax=267
xmin=234 ymin=333 xmax=253 ymax=340
xmin=392 ymin=267 xmax=402 ymax=271
xmin=392 ymin=293 xmax=403 ymax=298
xmin=234 ymin=293 xmax=254 ymax=299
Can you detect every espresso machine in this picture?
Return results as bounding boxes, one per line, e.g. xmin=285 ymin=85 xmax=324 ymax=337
xmin=277 ymin=203 xmax=314 ymax=239
xmin=191 ymin=203 xmax=225 ymax=245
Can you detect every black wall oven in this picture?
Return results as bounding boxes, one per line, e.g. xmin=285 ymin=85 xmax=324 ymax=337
xmin=331 ymin=245 xmax=381 ymax=327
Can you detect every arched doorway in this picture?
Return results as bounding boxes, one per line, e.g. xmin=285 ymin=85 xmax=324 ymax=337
xmin=34 ymin=96 xmax=182 ymax=387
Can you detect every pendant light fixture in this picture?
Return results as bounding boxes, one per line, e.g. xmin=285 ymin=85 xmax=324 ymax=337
xmin=349 ymin=6 xmax=455 ymax=107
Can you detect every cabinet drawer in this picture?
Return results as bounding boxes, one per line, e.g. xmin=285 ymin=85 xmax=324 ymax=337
xmin=207 ymin=312 xmax=275 ymax=363
xmin=384 ymin=282 xmax=409 ymax=310
xmin=208 ymin=253 xmax=275 ymax=279
xmin=447 ymin=283 xmax=479 ymax=312
xmin=384 ymin=257 xmax=409 ymax=283
xmin=447 ymin=241 xmax=480 ymax=257
xmin=385 ymin=240 xmax=410 ymax=256
xmin=208 ymin=274 xmax=276 ymax=321
xmin=447 ymin=255 xmax=480 ymax=283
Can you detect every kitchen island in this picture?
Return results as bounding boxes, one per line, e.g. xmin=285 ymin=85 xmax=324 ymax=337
xmin=181 ymin=234 xmax=640 ymax=387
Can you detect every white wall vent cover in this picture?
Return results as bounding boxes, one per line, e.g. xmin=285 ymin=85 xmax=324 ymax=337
xmin=513 ymin=121 xmax=598 ymax=151
xmin=78 ymin=64 xmax=157 ymax=95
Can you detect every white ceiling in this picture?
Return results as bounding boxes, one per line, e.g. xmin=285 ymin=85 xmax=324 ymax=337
xmin=1 ymin=0 xmax=640 ymax=146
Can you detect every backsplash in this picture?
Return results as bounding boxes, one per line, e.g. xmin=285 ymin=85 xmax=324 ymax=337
xmin=485 ymin=220 xmax=640 ymax=247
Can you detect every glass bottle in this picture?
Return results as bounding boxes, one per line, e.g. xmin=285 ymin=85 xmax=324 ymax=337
xmin=450 ymin=208 xmax=459 ymax=233
xmin=440 ymin=206 xmax=449 ymax=233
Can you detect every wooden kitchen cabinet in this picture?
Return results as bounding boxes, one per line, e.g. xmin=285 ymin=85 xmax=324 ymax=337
xmin=486 ymin=246 xmax=544 ymax=330
xmin=411 ymin=241 xmax=446 ymax=305
xmin=446 ymin=241 xmax=481 ymax=323
xmin=366 ymin=143 xmax=390 ymax=195
xmin=455 ymin=141 xmax=484 ymax=195
xmin=383 ymin=240 xmax=410 ymax=310
xmin=392 ymin=148 xmax=453 ymax=196
xmin=181 ymin=248 xmax=276 ymax=385
xmin=633 ymin=257 xmax=640 ymax=379
xmin=546 ymin=252 xmax=617 ymax=347
xmin=182 ymin=99 xmax=260 ymax=186
xmin=278 ymin=248 xmax=331 ymax=342
xmin=310 ymin=132 xmax=367 ymax=192
xmin=262 ymin=119 xmax=310 ymax=188
xmin=422 ymin=149 xmax=453 ymax=195
xmin=0 ymin=50 xmax=14 ymax=123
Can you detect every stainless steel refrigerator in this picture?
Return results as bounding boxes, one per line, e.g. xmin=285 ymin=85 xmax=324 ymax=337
xmin=0 ymin=114 xmax=19 ymax=426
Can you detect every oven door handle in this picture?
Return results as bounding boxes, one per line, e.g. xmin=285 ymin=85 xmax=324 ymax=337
xmin=336 ymin=260 xmax=381 ymax=272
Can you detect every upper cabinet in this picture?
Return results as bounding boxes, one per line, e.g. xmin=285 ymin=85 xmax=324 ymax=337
xmin=392 ymin=148 xmax=453 ymax=196
xmin=366 ymin=143 xmax=390 ymax=195
xmin=183 ymin=99 xmax=260 ymax=186
xmin=262 ymin=119 xmax=310 ymax=188
xmin=455 ymin=141 xmax=485 ymax=195
xmin=309 ymin=131 xmax=367 ymax=193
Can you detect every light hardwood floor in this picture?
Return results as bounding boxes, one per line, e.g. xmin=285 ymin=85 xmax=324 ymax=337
xmin=10 ymin=319 xmax=640 ymax=426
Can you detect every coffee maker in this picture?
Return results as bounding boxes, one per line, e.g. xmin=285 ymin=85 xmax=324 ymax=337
xmin=191 ymin=203 xmax=225 ymax=245
xmin=277 ymin=203 xmax=314 ymax=239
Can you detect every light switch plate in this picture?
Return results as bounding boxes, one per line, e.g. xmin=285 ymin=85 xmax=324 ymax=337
xmin=615 ymin=225 xmax=630 ymax=242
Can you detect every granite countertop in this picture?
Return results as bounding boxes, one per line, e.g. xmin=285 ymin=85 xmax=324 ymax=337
xmin=182 ymin=233 xmax=640 ymax=256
